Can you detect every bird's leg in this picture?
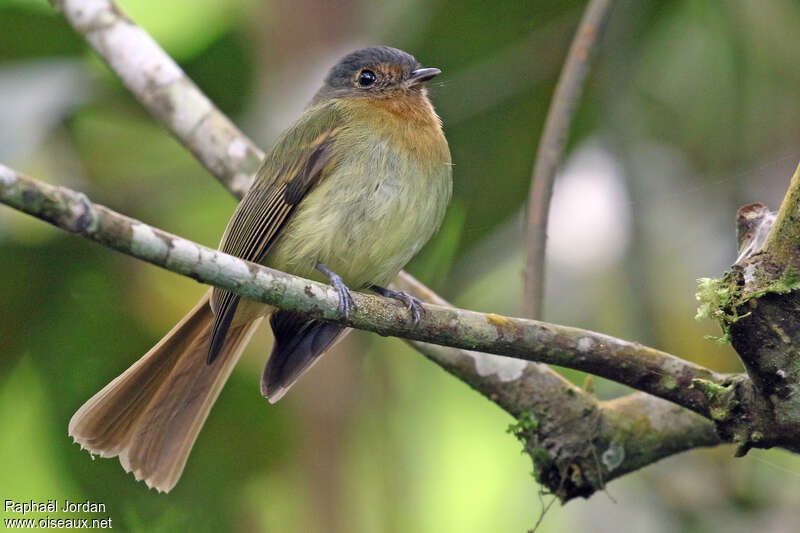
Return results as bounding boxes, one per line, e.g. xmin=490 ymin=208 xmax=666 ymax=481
xmin=316 ymin=262 xmax=355 ymax=319
xmin=370 ymin=285 xmax=424 ymax=325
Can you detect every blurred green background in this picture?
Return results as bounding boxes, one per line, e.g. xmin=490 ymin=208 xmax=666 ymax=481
xmin=2 ymin=0 xmax=800 ymax=531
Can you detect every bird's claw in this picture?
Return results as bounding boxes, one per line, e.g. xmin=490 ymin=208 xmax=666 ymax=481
xmin=317 ymin=262 xmax=355 ymax=319
xmin=371 ymin=286 xmax=425 ymax=325
xmin=396 ymin=291 xmax=424 ymax=325
xmin=333 ymin=277 xmax=355 ymax=319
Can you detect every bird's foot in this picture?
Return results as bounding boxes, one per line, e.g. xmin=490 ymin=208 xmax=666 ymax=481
xmin=316 ymin=263 xmax=355 ymax=319
xmin=371 ymin=285 xmax=424 ymax=325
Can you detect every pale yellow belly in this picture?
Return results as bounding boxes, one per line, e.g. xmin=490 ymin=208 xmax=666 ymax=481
xmin=261 ymin=160 xmax=450 ymax=291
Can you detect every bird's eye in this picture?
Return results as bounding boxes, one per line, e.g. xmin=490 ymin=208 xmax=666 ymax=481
xmin=357 ymin=69 xmax=377 ymax=87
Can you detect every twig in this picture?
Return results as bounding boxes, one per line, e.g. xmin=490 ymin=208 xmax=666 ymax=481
xmin=0 ymin=164 xmax=731 ymax=418
xmin=530 ymin=491 xmax=557 ymax=533
xmin=523 ymin=0 xmax=614 ymax=318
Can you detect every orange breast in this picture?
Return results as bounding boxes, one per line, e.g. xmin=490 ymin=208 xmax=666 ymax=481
xmin=353 ymin=92 xmax=449 ymax=164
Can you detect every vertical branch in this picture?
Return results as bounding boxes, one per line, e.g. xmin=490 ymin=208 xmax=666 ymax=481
xmin=762 ymin=163 xmax=800 ymax=265
xmin=523 ymin=0 xmax=614 ymax=318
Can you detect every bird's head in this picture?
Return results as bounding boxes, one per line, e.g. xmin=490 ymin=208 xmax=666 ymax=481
xmin=314 ymin=46 xmax=441 ymax=104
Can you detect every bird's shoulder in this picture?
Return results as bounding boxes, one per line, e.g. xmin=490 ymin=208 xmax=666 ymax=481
xmin=254 ymin=102 xmax=345 ymax=188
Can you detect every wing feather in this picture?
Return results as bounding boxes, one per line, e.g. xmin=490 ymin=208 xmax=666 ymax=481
xmin=207 ymin=122 xmax=341 ymax=363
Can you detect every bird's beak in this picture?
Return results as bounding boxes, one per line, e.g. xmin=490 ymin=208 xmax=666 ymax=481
xmin=407 ymin=67 xmax=441 ymax=87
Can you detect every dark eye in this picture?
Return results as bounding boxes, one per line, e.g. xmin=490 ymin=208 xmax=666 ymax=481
xmin=357 ymin=69 xmax=377 ymax=87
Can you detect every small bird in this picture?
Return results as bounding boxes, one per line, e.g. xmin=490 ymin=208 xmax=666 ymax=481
xmin=68 ymin=46 xmax=452 ymax=492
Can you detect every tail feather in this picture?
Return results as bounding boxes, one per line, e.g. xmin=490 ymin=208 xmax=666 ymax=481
xmin=69 ymin=290 xmax=260 ymax=492
xmin=261 ymin=310 xmax=346 ymax=403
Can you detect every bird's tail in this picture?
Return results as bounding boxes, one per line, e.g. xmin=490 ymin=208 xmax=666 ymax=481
xmin=68 ymin=290 xmax=261 ymax=493
xmin=261 ymin=310 xmax=347 ymax=403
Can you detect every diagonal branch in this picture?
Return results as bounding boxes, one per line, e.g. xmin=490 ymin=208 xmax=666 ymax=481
xmin=1 ymin=163 xmax=723 ymax=500
xmin=523 ymin=0 xmax=614 ymax=319
xmin=413 ymin=343 xmax=721 ymax=501
xmin=0 ymin=164 xmax=732 ymax=419
xmin=391 ymin=280 xmax=720 ymax=501
xmin=49 ymin=0 xmax=262 ymax=198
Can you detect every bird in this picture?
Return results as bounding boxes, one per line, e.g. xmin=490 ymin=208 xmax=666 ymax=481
xmin=68 ymin=46 xmax=452 ymax=492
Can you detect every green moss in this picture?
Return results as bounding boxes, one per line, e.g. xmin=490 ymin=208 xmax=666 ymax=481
xmin=696 ymin=262 xmax=800 ymax=347
xmin=507 ymin=411 xmax=545 ymax=480
xmin=530 ymin=448 xmax=553 ymax=474
xmin=691 ymin=378 xmax=729 ymax=399
xmin=695 ymin=275 xmax=749 ymax=343
xmin=507 ymin=410 xmax=539 ymax=440
xmin=759 ymin=266 xmax=800 ymax=296
xmin=710 ymin=407 xmax=730 ymax=422
xmin=691 ymin=378 xmax=738 ymax=422
xmin=695 ymin=276 xmax=732 ymax=321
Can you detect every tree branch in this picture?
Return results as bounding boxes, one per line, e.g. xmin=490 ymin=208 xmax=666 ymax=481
xmin=49 ymin=0 xmax=262 ymax=198
xmin=0 ymin=164 xmax=731 ymax=421
xmin=391 ymin=280 xmax=720 ymax=501
xmin=412 ymin=348 xmax=722 ymax=501
xmin=762 ymin=163 xmax=800 ymax=266
xmin=710 ymin=163 xmax=800 ymax=455
xmin=523 ymin=0 xmax=614 ymax=318
xmin=1 ymin=163 xmax=723 ymax=500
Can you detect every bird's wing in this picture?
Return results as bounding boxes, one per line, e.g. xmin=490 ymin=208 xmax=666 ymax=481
xmin=207 ymin=111 xmax=342 ymax=363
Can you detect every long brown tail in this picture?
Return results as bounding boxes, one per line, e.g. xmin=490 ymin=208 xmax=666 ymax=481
xmin=68 ymin=290 xmax=261 ymax=492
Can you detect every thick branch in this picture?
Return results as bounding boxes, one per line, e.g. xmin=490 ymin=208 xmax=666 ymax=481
xmin=762 ymin=163 xmax=800 ymax=266
xmin=0 ymin=165 xmax=731 ymax=420
xmin=523 ymin=0 xmax=614 ymax=318
xmin=412 ymin=343 xmax=721 ymax=501
xmin=394 ymin=271 xmax=722 ymax=501
xmin=715 ymin=163 xmax=800 ymax=455
xmin=393 ymin=277 xmax=720 ymax=501
xmin=596 ymin=393 xmax=721 ymax=479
